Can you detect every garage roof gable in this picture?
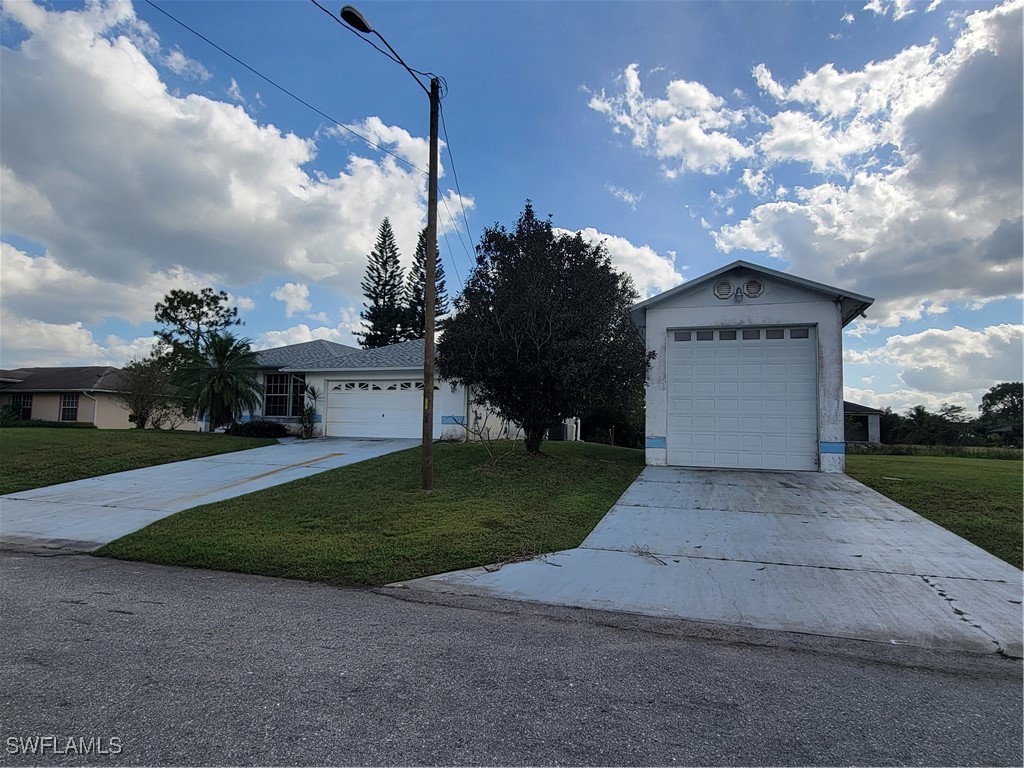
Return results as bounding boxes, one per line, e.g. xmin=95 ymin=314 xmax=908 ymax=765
xmin=630 ymin=260 xmax=873 ymax=328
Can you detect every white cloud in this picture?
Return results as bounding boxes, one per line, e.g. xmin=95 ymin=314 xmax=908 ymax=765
xmin=864 ymin=0 xmax=916 ymax=21
xmin=0 ymin=309 xmax=157 ymax=367
xmin=588 ymin=63 xmax=752 ymax=175
xmin=740 ymin=168 xmax=770 ymax=197
xmin=0 ymin=242 xmax=209 ymax=327
xmin=271 ymin=282 xmax=311 ymax=317
xmin=164 ymin=48 xmax=210 ymax=81
xmin=556 ymin=227 xmax=683 ymax=298
xmin=255 ymin=310 xmax=363 ymax=351
xmin=0 ymin=0 xmax=456 ymax=330
xmin=231 ymin=295 xmax=256 ymax=313
xmin=844 ymin=322 xmax=1022 ymax=413
xmin=842 ymin=12 xmax=857 ymax=24
xmin=714 ymin=1 xmax=1023 ymax=328
xmin=226 ymin=78 xmax=244 ymax=103
xmin=843 ymin=385 xmax=976 ymax=414
xmin=752 ymin=64 xmax=786 ymax=102
xmin=845 ymin=324 xmax=1023 ymax=394
xmin=605 ymin=183 xmax=643 ymax=210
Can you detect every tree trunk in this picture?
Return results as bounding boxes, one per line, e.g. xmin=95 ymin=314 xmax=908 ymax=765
xmin=524 ymin=425 xmax=545 ymax=455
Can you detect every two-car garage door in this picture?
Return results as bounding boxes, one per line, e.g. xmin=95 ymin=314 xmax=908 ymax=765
xmin=666 ymin=327 xmax=818 ymax=471
xmin=324 ymin=380 xmax=424 ymax=438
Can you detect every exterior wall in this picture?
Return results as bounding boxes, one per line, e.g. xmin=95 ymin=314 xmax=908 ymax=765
xmin=642 ymin=269 xmax=846 ymax=472
xmin=90 ymin=393 xmax=133 ymax=429
xmin=3 ymin=392 xmax=131 ymax=428
xmin=29 ymin=393 xmax=61 ymax=422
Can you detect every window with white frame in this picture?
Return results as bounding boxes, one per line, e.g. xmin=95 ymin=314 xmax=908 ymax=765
xmin=8 ymin=393 xmax=32 ymax=420
xmin=263 ymin=373 xmax=306 ymax=417
xmin=60 ymin=393 xmax=79 ymax=422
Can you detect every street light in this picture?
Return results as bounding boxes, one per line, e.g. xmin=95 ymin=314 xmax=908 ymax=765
xmin=339 ymin=4 xmax=440 ymax=491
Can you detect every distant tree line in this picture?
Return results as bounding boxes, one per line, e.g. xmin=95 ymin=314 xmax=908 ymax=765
xmin=871 ymin=383 xmax=1023 ymax=447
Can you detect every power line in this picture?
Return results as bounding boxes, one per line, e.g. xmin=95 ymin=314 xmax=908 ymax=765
xmin=439 ymin=103 xmax=475 ymax=247
xmin=143 ymin=0 xmax=426 ymax=175
xmin=308 ymin=0 xmax=445 ymax=94
xmin=439 ymin=188 xmax=476 ymax=282
xmin=145 ymin=0 xmax=471 ymax=289
xmin=437 ymin=211 xmax=464 ymax=293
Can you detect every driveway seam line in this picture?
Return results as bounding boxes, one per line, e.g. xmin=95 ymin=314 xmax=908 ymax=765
xmin=918 ymin=575 xmax=1007 ymax=656
xmin=580 ymin=545 xmax=1015 ymax=583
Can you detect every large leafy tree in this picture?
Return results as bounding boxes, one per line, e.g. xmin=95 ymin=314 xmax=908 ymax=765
xmin=176 ymin=332 xmax=263 ymax=431
xmin=979 ymin=382 xmax=1023 ymax=426
xmin=113 ymin=351 xmax=179 ymax=429
xmin=357 ymin=218 xmax=406 ymax=348
xmin=438 ymin=201 xmax=652 ymax=455
xmin=402 ymin=226 xmax=450 ymax=341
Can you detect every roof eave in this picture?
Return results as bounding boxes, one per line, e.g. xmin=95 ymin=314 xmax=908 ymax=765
xmin=629 ymin=259 xmax=875 ymax=327
xmin=280 ymin=365 xmax=424 ymax=373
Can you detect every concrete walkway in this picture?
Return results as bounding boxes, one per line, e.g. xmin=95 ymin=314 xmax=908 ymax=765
xmin=0 ymin=437 xmax=417 ymax=550
xmin=403 ymin=467 xmax=1024 ymax=656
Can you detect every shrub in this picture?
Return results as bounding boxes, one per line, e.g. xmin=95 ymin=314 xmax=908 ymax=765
xmin=227 ymin=420 xmax=288 ymax=439
xmin=0 ymin=418 xmax=97 ymax=429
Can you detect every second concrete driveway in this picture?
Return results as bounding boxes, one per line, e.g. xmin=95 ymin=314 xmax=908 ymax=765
xmin=405 ymin=467 xmax=1024 ymax=656
xmin=0 ymin=437 xmax=417 ymax=550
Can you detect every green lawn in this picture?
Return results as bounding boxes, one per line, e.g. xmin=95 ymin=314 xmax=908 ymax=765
xmin=97 ymin=441 xmax=645 ymax=587
xmin=846 ymin=454 xmax=1023 ymax=569
xmin=0 ymin=428 xmax=277 ymax=495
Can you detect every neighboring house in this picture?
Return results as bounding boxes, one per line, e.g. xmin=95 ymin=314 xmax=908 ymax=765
xmin=253 ymin=338 xmax=568 ymax=441
xmin=253 ymin=339 xmax=472 ymax=439
xmin=630 ymin=260 xmax=874 ymax=473
xmin=0 ymin=367 xmax=132 ymax=429
xmin=844 ymin=400 xmax=884 ymax=444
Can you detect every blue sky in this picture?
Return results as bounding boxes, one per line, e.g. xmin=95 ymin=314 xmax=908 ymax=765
xmin=1 ymin=0 xmax=1021 ymax=414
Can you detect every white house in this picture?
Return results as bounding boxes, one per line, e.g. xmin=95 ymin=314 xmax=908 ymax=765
xmin=252 ymin=339 xmax=469 ymax=439
xmin=630 ymin=260 xmax=873 ymax=473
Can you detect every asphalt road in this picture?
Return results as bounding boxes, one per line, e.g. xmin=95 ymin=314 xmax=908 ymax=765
xmin=1 ymin=550 xmax=1021 ymax=767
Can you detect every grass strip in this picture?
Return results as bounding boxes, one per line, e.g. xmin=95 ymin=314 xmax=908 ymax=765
xmin=97 ymin=441 xmax=645 ymax=587
xmin=0 ymin=428 xmax=277 ymax=495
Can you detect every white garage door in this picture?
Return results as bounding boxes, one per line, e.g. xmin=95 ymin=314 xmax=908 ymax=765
xmin=666 ymin=327 xmax=818 ymax=471
xmin=325 ymin=380 xmax=423 ymax=438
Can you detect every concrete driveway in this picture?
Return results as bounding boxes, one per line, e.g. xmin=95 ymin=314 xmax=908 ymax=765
xmin=404 ymin=467 xmax=1023 ymax=656
xmin=0 ymin=437 xmax=417 ymax=550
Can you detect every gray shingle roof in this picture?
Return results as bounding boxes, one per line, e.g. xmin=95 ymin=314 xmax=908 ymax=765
xmin=254 ymin=339 xmax=360 ymax=370
xmin=0 ymin=367 xmax=125 ymax=392
xmin=282 ymin=339 xmax=425 ymax=372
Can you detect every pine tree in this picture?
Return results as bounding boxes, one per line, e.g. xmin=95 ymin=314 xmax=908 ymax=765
xmin=357 ymin=218 xmax=406 ymax=348
xmin=402 ymin=226 xmax=450 ymax=341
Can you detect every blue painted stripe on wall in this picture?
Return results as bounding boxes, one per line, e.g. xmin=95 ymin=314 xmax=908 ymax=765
xmin=820 ymin=442 xmax=845 ymax=454
xmin=442 ymin=415 xmax=467 ymax=425
xmin=646 ymin=436 xmax=667 ymax=449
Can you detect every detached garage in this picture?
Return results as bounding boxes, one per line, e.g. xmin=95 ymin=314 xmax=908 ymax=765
xmin=631 ymin=261 xmax=873 ymax=473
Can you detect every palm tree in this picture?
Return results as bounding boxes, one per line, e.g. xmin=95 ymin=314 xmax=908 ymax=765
xmin=177 ymin=332 xmax=263 ymax=431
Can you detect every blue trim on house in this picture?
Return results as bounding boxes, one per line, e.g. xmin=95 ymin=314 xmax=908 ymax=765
xmin=442 ymin=415 xmax=467 ymax=425
xmin=820 ymin=441 xmax=845 ymax=454
xmin=645 ymin=436 xmax=667 ymax=449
